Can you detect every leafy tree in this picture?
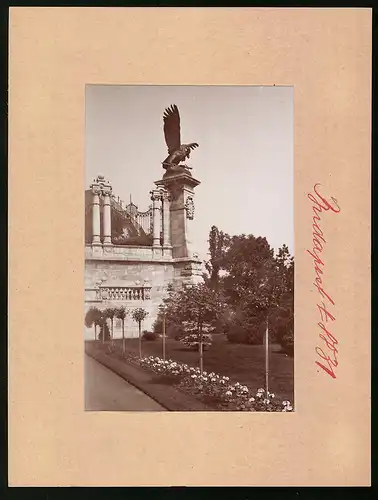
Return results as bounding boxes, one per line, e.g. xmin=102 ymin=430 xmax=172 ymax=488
xmin=218 ymin=235 xmax=293 ymax=344
xmin=85 ymin=307 xmax=103 ymax=341
xmin=204 ymin=225 xmax=228 ymax=291
xmin=104 ymin=308 xmax=117 ymax=346
xmin=98 ymin=318 xmax=111 ymax=343
xmin=116 ymin=306 xmax=129 ymax=355
xmin=163 ymin=283 xmax=220 ymax=373
xmin=132 ymin=307 xmax=149 ymax=358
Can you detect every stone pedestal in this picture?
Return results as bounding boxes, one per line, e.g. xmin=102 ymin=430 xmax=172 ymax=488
xmin=155 ymin=170 xmax=203 ymax=288
xmin=155 ymin=171 xmax=200 ymax=259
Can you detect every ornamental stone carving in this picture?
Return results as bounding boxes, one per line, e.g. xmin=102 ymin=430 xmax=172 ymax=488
xmin=91 ymin=184 xmax=102 ymax=195
xmin=185 ymin=196 xmax=195 ymax=220
xmin=150 ymin=189 xmax=163 ymax=202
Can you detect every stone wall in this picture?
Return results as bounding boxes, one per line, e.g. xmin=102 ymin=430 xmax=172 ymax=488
xmin=84 ymin=258 xmax=175 ymax=340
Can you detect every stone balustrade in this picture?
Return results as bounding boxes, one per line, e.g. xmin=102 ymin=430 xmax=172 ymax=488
xmin=97 ymin=285 xmax=151 ymax=301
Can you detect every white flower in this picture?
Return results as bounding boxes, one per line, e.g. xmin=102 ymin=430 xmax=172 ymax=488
xmin=269 ymin=393 xmax=275 ymax=398
xmin=225 ymin=391 xmax=232 ymax=396
xmin=286 ymin=405 xmax=293 ymax=411
xmin=282 ymin=400 xmax=290 ymax=406
xmin=256 ymin=393 xmax=263 ymax=398
xmin=248 ymin=397 xmax=255 ymax=402
xmin=257 ymin=388 xmax=265 ymax=394
xmin=263 ymin=399 xmax=270 ymax=404
xmin=220 ymin=380 xmax=225 ymax=384
xmin=191 ymin=374 xmax=197 ymax=379
xmin=211 ymin=378 xmax=216 ymax=382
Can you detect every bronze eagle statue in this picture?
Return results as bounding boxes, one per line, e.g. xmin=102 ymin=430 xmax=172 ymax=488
xmin=162 ymin=104 xmax=199 ymax=171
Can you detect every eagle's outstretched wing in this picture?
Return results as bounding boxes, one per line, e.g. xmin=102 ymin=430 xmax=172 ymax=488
xmin=187 ymin=143 xmax=199 ymax=150
xmin=163 ymin=104 xmax=181 ymax=154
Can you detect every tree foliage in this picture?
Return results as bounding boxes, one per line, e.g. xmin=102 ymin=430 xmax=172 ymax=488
xmin=132 ymin=307 xmax=149 ymax=325
xmin=201 ymin=226 xmax=294 ymax=349
xmin=205 ymin=225 xmax=227 ymax=291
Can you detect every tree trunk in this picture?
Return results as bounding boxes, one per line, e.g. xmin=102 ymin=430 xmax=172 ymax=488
xmin=111 ymin=318 xmax=114 ymax=347
xmin=139 ymin=322 xmax=142 ymax=359
xmin=122 ymin=321 xmax=125 ymax=355
xmin=94 ymin=324 xmax=97 ymax=341
xmin=199 ymin=321 xmax=203 ymax=375
xmin=162 ymin=314 xmax=166 ymax=361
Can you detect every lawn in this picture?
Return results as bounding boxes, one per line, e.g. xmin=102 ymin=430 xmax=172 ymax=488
xmin=111 ymin=334 xmax=294 ymax=402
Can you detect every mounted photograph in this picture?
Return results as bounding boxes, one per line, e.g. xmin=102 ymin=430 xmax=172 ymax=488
xmin=84 ymin=85 xmax=294 ymax=412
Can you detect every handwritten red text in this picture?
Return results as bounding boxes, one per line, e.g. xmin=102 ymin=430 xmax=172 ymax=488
xmin=307 ymin=184 xmax=340 ymax=378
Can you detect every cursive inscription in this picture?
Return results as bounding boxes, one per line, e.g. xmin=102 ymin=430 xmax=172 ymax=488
xmin=307 ymin=184 xmax=341 ymax=378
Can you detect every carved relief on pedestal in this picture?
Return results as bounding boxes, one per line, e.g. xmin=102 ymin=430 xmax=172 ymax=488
xmin=185 ymin=196 xmax=195 ymax=220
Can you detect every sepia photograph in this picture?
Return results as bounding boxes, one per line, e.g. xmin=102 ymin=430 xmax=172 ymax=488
xmin=84 ymin=85 xmax=294 ymax=412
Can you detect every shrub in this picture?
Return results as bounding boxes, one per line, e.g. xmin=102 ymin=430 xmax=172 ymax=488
xmin=281 ymin=328 xmax=294 ymax=356
xmin=152 ymin=316 xmax=163 ymax=334
xmin=142 ymin=330 xmax=158 ymax=341
xmin=167 ymin=323 xmax=184 ymax=340
xmin=226 ymin=312 xmax=267 ymax=345
xmin=99 ymin=321 xmax=111 ymax=342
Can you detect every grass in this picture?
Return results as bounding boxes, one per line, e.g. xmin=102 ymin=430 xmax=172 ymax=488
xmin=107 ymin=334 xmax=294 ymax=402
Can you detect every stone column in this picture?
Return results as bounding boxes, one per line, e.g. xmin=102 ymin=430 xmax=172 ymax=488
xmin=150 ymin=189 xmax=162 ymax=248
xmin=161 ymin=189 xmax=172 ymax=250
xmin=90 ymin=181 xmax=101 ymax=245
xmin=102 ymin=180 xmax=112 ymax=246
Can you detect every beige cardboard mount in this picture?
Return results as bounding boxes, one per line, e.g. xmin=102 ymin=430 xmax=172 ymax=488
xmin=8 ymin=7 xmax=371 ymax=486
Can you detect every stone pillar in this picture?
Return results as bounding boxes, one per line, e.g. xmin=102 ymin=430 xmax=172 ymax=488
xmin=90 ymin=181 xmax=101 ymax=245
xmin=155 ymin=172 xmax=200 ymax=259
xmin=150 ymin=189 xmax=162 ymax=248
xmin=161 ymin=189 xmax=172 ymax=250
xmin=102 ymin=181 xmax=112 ymax=246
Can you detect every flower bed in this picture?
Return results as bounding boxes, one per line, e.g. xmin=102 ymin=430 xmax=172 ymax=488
xmin=139 ymin=355 xmax=293 ymax=412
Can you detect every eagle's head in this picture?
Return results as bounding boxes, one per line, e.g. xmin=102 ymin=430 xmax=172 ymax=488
xmin=184 ymin=146 xmax=191 ymax=158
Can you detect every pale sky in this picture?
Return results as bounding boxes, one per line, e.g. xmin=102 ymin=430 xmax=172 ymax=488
xmin=86 ymin=85 xmax=293 ymax=263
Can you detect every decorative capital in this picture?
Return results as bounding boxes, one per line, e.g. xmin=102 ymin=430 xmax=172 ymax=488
xmin=185 ymin=196 xmax=195 ymax=220
xmin=102 ymin=184 xmax=112 ymax=197
xmin=90 ymin=183 xmax=101 ymax=196
xmin=150 ymin=189 xmax=162 ymax=202
xmin=161 ymin=189 xmax=172 ymax=202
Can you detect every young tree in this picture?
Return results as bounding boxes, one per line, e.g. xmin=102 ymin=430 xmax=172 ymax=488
xmin=98 ymin=316 xmax=111 ymax=343
xmin=163 ymin=283 xmax=220 ymax=374
xmin=116 ymin=306 xmax=129 ymax=355
xmin=132 ymin=308 xmax=149 ymax=359
xmin=270 ymin=256 xmax=294 ymax=354
xmin=104 ymin=308 xmax=117 ymax=346
xmin=85 ymin=307 xmax=103 ymax=341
